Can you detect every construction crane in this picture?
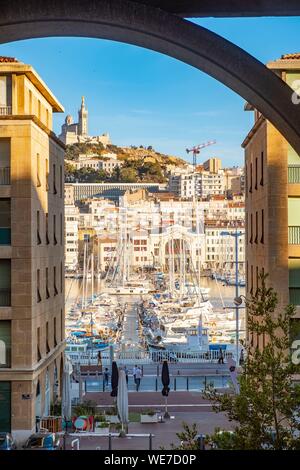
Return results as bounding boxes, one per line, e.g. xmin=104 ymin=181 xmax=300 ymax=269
xmin=186 ymin=140 xmax=217 ymax=168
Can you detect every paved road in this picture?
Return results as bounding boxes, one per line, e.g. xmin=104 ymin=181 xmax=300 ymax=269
xmin=64 ymin=411 xmax=234 ymax=450
xmin=120 ymin=302 xmax=140 ymax=349
xmin=84 ymin=390 xmax=228 ymax=413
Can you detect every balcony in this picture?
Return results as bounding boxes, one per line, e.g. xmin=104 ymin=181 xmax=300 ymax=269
xmin=0 ymin=288 xmax=11 ymax=307
xmin=0 ymin=167 xmax=10 ymax=185
xmin=288 ymin=165 xmax=300 ymax=184
xmin=289 ymin=226 xmax=300 ymax=244
xmin=0 ymin=106 xmax=12 ymax=116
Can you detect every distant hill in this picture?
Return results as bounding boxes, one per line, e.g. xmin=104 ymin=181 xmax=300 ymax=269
xmin=65 ymin=142 xmax=188 ymax=184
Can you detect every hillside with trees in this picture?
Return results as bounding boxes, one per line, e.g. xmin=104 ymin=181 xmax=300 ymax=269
xmin=65 ymin=142 xmax=187 ymax=183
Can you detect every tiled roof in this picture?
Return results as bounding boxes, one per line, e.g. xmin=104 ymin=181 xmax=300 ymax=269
xmin=0 ymin=56 xmax=18 ymax=63
xmin=281 ymin=53 xmax=300 ymax=60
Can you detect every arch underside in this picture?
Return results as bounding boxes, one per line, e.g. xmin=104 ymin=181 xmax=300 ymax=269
xmin=0 ymin=0 xmax=300 ymax=153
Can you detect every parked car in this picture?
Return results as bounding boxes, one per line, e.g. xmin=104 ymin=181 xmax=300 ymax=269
xmin=0 ymin=433 xmax=17 ymax=450
xmin=23 ymin=432 xmax=61 ymax=450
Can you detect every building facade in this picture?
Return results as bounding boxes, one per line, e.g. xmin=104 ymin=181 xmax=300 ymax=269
xmin=243 ymin=53 xmax=300 ymax=350
xmin=0 ymin=57 xmax=65 ymax=440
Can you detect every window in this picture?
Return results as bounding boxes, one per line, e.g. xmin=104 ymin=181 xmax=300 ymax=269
xmin=255 ymin=211 xmax=258 ymax=244
xmin=53 ymin=266 xmax=58 ymax=296
xmin=53 ymin=215 xmax=57 ymax=245
xmin=54 ymin=317 xmax=57 ymax=347
xmin=255 ymin=157 xmax=258 ymax=190
xmin=0 ymin=260 xmax=11 ymax=307
xmin=0 ymin=76 xmax=12 ymax=111
xmin=45 ymin=213 xmax=49 ymax=244
xmin=260 ymin=151 xmax=264 ymax=186
xmin=36 ymin=154 xmax=41 ymax=187
xmin=250 ymin=265 xmax=253 ymax=295
xmin=46 ymin=267 xmax=50 ymax=299
xmin=61 ymin=309 xmax=63 ymax=342
xmin=28 ymin=89 xmax=33 ymax=114
xmin=60 ymin=262 xmax=63 ymax=294
xmin=37 ymin=269 xmax=41 ymax=303
xmin=53 ymin=164 xmax=57 ymax=194
xmin=60 ymin=213 xmax=63 ymax=245
xmin=46 ymin=321 xmax=50 ymax=354
xmin=38 ymin=100 xmax=41 ymax=120
xmin=37 ymin=327 xmax=41 ymax=361
xmin=249 ymin=162 xmax=253 ymax=193
xmin=0 ymin=321 xmax=11 ymax=368
xmin=250 ymin=213 xmax=253 ymax=244
xmin=60 ymin=165 xmax=63 ymax=198
xmin=37 ymin=211 xmax=41 ymax=245
xmin=0 ymin=199 xmax=11 ymax=245
xmin=261 ymin=209 xmax=264 ymax=244
xmin=256 ymin=266 xmax=259 ymax=294
xmin=0 ymin=138 xmax=11 ymax=185
xmin=45 ymin=159 xmax=49 ymax=191
xmin=245 ymin=164 xmax=248 ymax=194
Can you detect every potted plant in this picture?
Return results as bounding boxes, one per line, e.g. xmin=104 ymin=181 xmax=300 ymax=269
xmin=105 ymin=406 xmax=120 ymax=424
xmin=140 ymin=409 xmax=159 ymax=423
xmin=95 ymin=420 xmax=110 ymax=435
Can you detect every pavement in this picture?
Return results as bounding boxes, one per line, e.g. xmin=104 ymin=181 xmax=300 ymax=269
xmin=64 ymin=411 xmax=233 ymax=450
xmin=86 ymin=390 xmax=219 ymax=412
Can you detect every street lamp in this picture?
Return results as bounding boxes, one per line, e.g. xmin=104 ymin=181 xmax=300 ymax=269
xmin=220 ymin=229 xmax=245 ymax=363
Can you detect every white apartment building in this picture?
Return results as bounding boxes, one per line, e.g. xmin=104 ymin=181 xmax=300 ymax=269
xmin=65 ymin=155 xmax=122 ymax=174
xmin=204 ymin=225 xmax=245 ymax=273
xmin=196 ymin=170 xmax=226 ymax=198
xmin=65 ymin=204 xmax=79 ymax=271
xmin=168 ymin=167 xmax=244 ymax=199
xmin=98 ymin=159 xmax=122 ymax=174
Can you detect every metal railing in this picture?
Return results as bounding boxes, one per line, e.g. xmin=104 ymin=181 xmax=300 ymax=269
xmin=0 ymin=167 xmax=10 ymax=185
xmin=288 ymin=165 xmax=300 ymax=184
xmin=0 ymin=288 xmax=11 ymax=306
xmin=67 ymin=349 xmax=233 ymax=365
xmin=289 ymin=288 xmax=300 ymax=306
xmin=0 ymin=106 xmax=12 ymax=115
xmin=289 ymin=226 xmax=300 ymax=245
xmin=83 ymin=374 xmax=230 ymax=393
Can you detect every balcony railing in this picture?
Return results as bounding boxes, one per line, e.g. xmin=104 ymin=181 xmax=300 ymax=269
xmin=288 ymin=165 xmax=300 ymax=184
xmin=0 ymin=288 xmax=11 ymax=307
xmin=289 ymin=288 xmax=300 ymax=306
xmin=0 ymin=167 xmax=10 ymax=185
xmin=289 ymin=226 xmax=300 ymax=245
xmin=0 ymin=106 xmax=12 ymax=116
xmin=0 ymin=228 xmax=11 ymax=245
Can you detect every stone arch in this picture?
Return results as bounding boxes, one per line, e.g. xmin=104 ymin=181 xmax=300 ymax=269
xmin=0 ymin=0 xmax=300 ymax=153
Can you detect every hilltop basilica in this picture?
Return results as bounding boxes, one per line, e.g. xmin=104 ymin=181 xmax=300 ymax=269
xmin=59 ymin=96 xmax=111 ymax=146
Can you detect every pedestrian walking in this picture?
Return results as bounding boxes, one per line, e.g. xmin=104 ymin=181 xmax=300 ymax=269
xmin=124 ymin=366 xmax=129 ymax=385
xmin=239 ymin=349 xmax=245 ymax=366
xmin=132 ymin=364 xmax=138 ymax=382
xmin=97 ymin=351 xmax=102 ymax=367
xmin=103 ymin=367 xmax=110 ymax=388
xmin=218 ymin=347 xmax=224 ymax=364
xmin=134 ymin=366 xmax=142 ymax=392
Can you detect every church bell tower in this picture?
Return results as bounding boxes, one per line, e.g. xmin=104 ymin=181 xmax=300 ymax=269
xmin=78 ymin=95 xmax=88 ymax=136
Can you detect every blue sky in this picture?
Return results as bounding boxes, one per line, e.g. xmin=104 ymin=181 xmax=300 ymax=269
xmin=0 ymin=16 xmax=300 ymax=166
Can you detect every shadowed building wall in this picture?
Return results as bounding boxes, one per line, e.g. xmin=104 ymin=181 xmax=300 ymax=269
xmin=243 ymin=54 xmax=300 ymax=352
xmin=0 ymin=57 xmax=65 ymax=441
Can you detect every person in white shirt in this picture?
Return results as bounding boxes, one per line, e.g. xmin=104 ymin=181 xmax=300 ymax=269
xmin=134 ymin=366 xmax=142 ymax=391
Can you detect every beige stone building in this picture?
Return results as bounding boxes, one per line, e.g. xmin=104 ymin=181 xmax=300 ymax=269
xmin=0 ymin=57 xmax=65 ymax=440
xmin=243 ymin=53 xmax=300 ymax=350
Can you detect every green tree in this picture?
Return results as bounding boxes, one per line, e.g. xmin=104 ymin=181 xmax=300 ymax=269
xmin=205 ymin=272 xmax=300 ymax=450
xmin=119 ymin=167 xmax=138 ymax=183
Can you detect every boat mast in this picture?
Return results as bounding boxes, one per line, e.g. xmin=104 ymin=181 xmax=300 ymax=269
xmin=82 ymin=239 xmax=87 ymax=310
